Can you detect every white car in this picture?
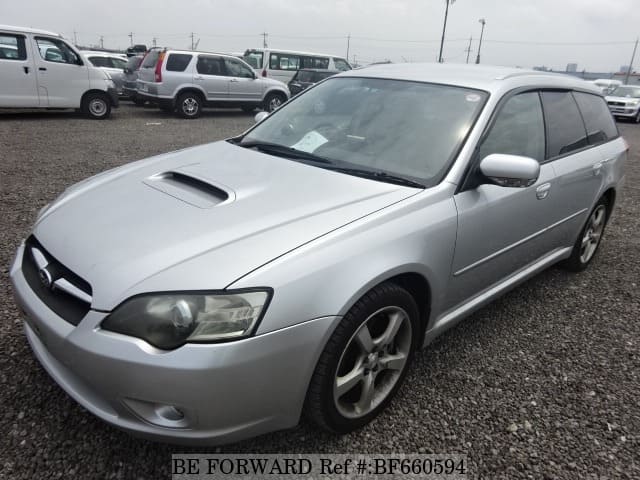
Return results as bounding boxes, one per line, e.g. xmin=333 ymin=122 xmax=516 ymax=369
xmin=81 ymin=51 xmax=128 ymax=96
xmin=605 ymin=85 xmax=640 ymax=123
xmin=0 ymin=25 xmax=118 ymax=119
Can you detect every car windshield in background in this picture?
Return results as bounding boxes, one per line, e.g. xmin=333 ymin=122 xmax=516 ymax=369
xmin=141 ymin=49 xmax=159 ymax=68
xmin=241 ymin=77 xmax=488 ymax=186
xmin=125 ymin=55 xmax=143 ymax=70
xmin=610 ymin=86 xmax=640 ymax=98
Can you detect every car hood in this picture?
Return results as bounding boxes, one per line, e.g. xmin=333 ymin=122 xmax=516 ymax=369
xmin=605 ymin=95 xmax=640 ymax=104
xmin=33 ymin=141 xmax=417 ymax=310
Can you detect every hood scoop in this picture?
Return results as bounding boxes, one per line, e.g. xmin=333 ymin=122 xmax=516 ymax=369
xmin=143 ymin=170 xmax=232 ymax=208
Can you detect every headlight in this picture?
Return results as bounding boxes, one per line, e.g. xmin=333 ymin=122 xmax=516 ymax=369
xmin=101 ymin=290 xmax=272 ymax=350
xmin=629 ymin=100 xmax=640 ymax=106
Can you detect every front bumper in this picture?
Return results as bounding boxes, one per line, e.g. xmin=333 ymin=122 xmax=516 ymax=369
xmin=10 ymin=242 xmax=338 ymax=445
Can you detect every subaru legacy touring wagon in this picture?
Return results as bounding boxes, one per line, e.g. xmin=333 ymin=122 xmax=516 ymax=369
xmin=10 ymin=64 xmax=626 ymax=445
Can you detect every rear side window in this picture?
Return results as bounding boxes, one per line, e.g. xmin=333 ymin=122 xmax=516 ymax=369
xmin=141 ymin=49 xmax=160 ymax=68
xmin=89 ymin=56 xmax=110 ymax=67
xmin=0 ymin=34 xmax=27 ymax=60
xmin=270 ymin=53 xmax=300 ymax=70
xmin=541 ymin=91 xmax=589 ymax=157
xmin=572 ymin=92 xmax=618 ymax=144
xmin=478 ymin=92 xmax=546 ymax=162
xmin=197 ymin=55 xmax=223 ymax=75
xmin=165 ymin=53 xmax=192 ymax=72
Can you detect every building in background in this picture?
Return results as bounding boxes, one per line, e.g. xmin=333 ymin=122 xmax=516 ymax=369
xmin=566 ymin=63 xmax=578 ymax=73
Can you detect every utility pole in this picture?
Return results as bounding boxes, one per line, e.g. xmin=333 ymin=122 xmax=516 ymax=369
xmin=465 ymin=36 xmax=472 ymax=64
xmin=128 ymin=32 xmax=133 ymax=46
xmin=261 ymin=32 xmax=268 ymax=48
xmin=152 ymin=37 xmax=157 ymax=47
xmin=346 ymin=33 xmax=351 ymax=61
xmin=73 ymin=30 xmax=78 ymax=45
xmin=99 ymin=36 xmax=104 ymax=49
xmin=190 ymin=32 xmax=195 ymax=50
xmin=438 ymin=0 xmax=455 ymax=63
xmin=475 ymin=18 xmax=486 ymax=64
xmin=625 ymin=38 xmax=638 ymax=85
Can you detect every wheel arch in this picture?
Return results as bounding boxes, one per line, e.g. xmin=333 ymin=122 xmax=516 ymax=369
xmin=81 ymin=89 xmax=110 ymax=106
xmin=600 ymin=187 xmax=616 ymax=221
xmin=175 ymin=87 xmax=206 ymax=103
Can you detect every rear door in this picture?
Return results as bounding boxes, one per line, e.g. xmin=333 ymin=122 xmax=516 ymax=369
xmin=194 ymin=55 xmax=227 ymax=101
xmin=0 ymin=32 xmax=39 ymax=107
xmin=32 ymin=36 xmax=88 ymax=107
xmin=544 ymin=91 xmax=621 ymax=245
xmin=446 ymin=91 xmax=558 ymax=310
xmin=223 ymin=57 xmax=262 ymax=102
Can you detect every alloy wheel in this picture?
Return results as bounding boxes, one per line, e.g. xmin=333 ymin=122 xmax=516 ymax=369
xmin=580 ymin=205 xmax=606 ymax=264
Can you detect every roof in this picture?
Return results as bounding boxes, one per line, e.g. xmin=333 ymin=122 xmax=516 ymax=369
xmin=244 ymin=48 xmax=348 ymax=59
xmin=341 ymin=63 xmax=602 ymax=94
xmin=0 ymin=24 xmax=61 ymax=37
xmin=80 ymin=50 xmax=127 ymax=58
xmin=297 ymin=68 xmax=340 ymax=73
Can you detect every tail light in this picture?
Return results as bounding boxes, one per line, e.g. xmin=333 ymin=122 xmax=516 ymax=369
xmin=262 ymin=69 xmax=267 ymax=77
xmin=155 ymin=51 xmax=165 ymax=82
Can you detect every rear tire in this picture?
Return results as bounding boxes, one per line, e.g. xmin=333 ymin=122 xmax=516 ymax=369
xmin=305 ymin=282 xmax=419 ymax=434
xmin=561 ymin=197 xmax=609 ymax=272
xmin=176 ymin=92 xmax=203 ymax=119
xmin=81 ymin=92 xmax=111 ymax=120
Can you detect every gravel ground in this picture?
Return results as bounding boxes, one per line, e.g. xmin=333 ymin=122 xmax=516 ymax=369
xmin=0 ymin=104 xmax=638 ymax=479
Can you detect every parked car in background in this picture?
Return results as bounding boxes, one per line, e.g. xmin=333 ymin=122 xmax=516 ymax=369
xmin=11 ymin=64 xmax=625 ymax=445
xmin=122 ymin=54 xmax=145 ymax=104
xmin=591 ymin=79 xmax=622 ymax=95
xmin=126 ymin=44 xmax=147 ymax=57
xmin=606 ymin=84 xmax=640 ymax=122
xmin=136 ymin=48 xmax=290 ymax=118
xmin=243 ymin=48 xmax=351 ymax=82
xmin=82 ymin=51 xmax=128 ymax=96
xmin=0 ymin=24 xmax=118 ymax=119
xmin=288 ymin=68 xmax=339 ymax=96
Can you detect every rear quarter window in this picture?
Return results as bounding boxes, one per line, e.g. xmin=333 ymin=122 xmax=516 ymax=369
xmin=0 ymin=34 xmax=27 ymax=60
xmin=165 ymin=53 xmax=192 ymax=72
xmin=572 ymin=92 xmax=619 ymax=144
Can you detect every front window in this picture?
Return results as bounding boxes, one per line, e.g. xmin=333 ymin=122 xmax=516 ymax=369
xmin=610 ymin=85 xmax=640 ymax=98
xmin=35 ymin=37 xmax=80 ymax=65
xmin=243 ymin=50 xmax=263 ymax=69
xmin=240 ymin=77 xmax=487 ymax=187
xmin=333 ymin=58 xmax=351 ymax=71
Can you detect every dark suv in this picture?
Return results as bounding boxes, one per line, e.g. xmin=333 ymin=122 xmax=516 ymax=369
xmin=122 ymin=55 xmax=145 ymax=104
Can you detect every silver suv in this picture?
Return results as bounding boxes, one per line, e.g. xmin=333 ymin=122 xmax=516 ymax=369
xmin=136 ymin=48 xmax=290 ymax=118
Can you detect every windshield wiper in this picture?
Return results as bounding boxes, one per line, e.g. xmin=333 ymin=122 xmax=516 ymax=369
xmin=238 ymin=141 xmax=333 ymax=164
xmin=327 ymin=167 xmax=425 ymax=189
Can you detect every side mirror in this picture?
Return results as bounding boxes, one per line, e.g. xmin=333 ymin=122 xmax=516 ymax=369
xmin=479 ymin=153 xmax=540 ymax=188
xmin=254 ymin=111 xmax=269 ymax=123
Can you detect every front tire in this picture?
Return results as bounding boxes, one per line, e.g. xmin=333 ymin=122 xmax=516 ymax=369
xmin=634 ymin=110 xmax=640 ymax=124
xmin=263 ymin=92 xmax=286 ymax=112
xmin=306 ymin=282 xmax=419 ymax=433
xmin=561 ymin=198 xmax=609 ymax=272
xmin=81 ymin=92 xmax=111 ymax=120
xmin=176 ymin=92 xmax=203 ymax=119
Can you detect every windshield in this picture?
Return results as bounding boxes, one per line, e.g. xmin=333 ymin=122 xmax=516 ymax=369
xmin=610 ymin=85 xmax=640 ymax=98
xmin=240 ymin=77 xmax=487 ymax=186
xmin=126 ymin=55 xmax=143 ymax=70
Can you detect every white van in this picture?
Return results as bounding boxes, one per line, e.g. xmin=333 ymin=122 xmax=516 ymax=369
xmin=0 ymin=25 xmax=119 ymax=119
xmin=243 ymin=48 xmax=351 ymax=82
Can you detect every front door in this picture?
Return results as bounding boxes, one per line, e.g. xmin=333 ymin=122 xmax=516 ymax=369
xmin=223 ymin=57 xmax=262 ymax=103
xmin=0 ymin=32 xmax=39 ymax=107
xmin=32 ymin=36 xmax=88 ymax=108
xmin=446 ymin=91 xmax=558 ymax=310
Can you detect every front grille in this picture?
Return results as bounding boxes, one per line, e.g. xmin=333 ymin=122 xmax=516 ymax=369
xmin=22 ymin=236 xmax=93 ymax=326
xmin=608 ymin=101 xmax=626 ymax=107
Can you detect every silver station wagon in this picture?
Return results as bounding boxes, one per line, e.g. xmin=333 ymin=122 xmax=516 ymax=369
xmin=10 ymin=64 xmax=626 ymax=445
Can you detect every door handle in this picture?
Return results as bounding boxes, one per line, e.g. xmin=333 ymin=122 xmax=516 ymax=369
xmin=229 ymin=78 xmax=239 ymax=82
xmin=23 ymin=66 xmax=30 ymax=74
xmin=536 ymin=182 xmax=551 ymax=200
xmin=593 ymin=162 xmax=603 ymax=176
xmin=38 ymin=67 xmax=47 ymax=71
xmin=194 ymin=75 xmax=203 ymax=81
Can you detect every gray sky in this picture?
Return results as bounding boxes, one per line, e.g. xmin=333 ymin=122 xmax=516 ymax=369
xmin=4 ymin=0 xmax=639 ymax=72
